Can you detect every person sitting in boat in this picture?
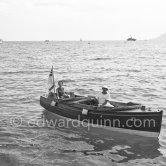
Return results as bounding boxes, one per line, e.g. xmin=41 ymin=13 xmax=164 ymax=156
xmin=96 ymin=85 xmax=114 ymax=107
xmin=56 ymin=80 xmax=70 ymax=99
xmin=56 ymin=81 xmax=65 ymax=99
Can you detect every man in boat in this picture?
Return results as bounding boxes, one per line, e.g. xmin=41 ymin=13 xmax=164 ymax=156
xmin=95 ymin=85 xmax=114 ymax=107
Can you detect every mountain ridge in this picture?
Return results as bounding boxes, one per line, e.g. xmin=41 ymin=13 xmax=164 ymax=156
xmin=154 ymin=32 xmax=166 ymax=41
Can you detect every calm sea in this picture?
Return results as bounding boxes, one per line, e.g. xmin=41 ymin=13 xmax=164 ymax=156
xmin=0 ymin=41 xmax=166 ymax=166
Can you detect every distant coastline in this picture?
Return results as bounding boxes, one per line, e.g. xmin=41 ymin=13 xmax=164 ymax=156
xmin=1 ymin=32 xmax=166 ymax=42
xmin=153 ymin=32 xmax=166 ymax=41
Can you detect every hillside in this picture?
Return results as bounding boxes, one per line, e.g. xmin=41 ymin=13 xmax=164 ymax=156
xmin=154 ymin=32 xmax=166 ymax=41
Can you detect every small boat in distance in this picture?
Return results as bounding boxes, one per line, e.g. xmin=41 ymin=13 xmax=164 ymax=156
xmin=0 ymin=39 xmax=3 ymax=44
xmin=45 ymin=40 xmax=49 ymax=43
xmin=127 ymin=35 xmax=136 ymax=41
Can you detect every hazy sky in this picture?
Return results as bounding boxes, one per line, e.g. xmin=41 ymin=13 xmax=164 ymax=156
xmin=0 ymin=0 xmax=166 ymax=41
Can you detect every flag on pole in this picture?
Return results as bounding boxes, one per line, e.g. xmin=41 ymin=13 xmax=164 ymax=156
xmin=47 ymin=66 xmax=55 ymax=93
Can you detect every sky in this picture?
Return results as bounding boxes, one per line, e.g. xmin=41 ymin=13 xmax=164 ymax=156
xmin=0 ymin=0 xmax=166 ymax=41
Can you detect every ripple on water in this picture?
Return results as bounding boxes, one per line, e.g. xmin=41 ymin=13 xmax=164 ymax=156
xmin=0 ymin=41 xmax=166 ymax=165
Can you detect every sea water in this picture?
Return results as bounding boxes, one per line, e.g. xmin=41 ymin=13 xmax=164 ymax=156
xmin=0 ymin=40 xmax=166 ymax=165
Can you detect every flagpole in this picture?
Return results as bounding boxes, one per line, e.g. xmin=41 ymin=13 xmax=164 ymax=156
xmin=52 ymin=66 xmax=55 ymax=93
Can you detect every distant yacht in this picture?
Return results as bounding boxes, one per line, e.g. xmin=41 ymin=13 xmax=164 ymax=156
xmin=127 ymin=35 xmax=136 ymax=41
xmin=80 ymin=38 xmax=83 ymax=42
xmin=0 ymin=39 xmax=3 ymax=44
xmin=45 ymin=40 xmax=49 ymax=43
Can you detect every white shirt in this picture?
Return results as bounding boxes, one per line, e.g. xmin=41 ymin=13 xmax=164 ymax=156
xmin=96 ymin=92 xmax=111 ymax=105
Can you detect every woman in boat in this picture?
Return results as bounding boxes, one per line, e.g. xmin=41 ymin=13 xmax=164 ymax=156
xmin=96 ymin=85 xmax=113 ymax=107
xmin=56 ymin=81 xmax=65 ymax=99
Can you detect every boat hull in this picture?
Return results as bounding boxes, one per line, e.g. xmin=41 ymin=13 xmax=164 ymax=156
xmin=127 ymin=38 xmax=136 ymax=41
xmin=40 ymin=96 xmax=163 ymax=138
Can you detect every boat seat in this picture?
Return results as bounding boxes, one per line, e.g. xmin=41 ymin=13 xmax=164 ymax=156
xmin=73 ymin=98 xmax=89 ymax=103
xmin=73 ymin=98 xmax=98 ymax=106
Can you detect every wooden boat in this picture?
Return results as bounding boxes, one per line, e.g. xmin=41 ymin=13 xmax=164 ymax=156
xmin=40 ymin=95 xmax=163 ymax=138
